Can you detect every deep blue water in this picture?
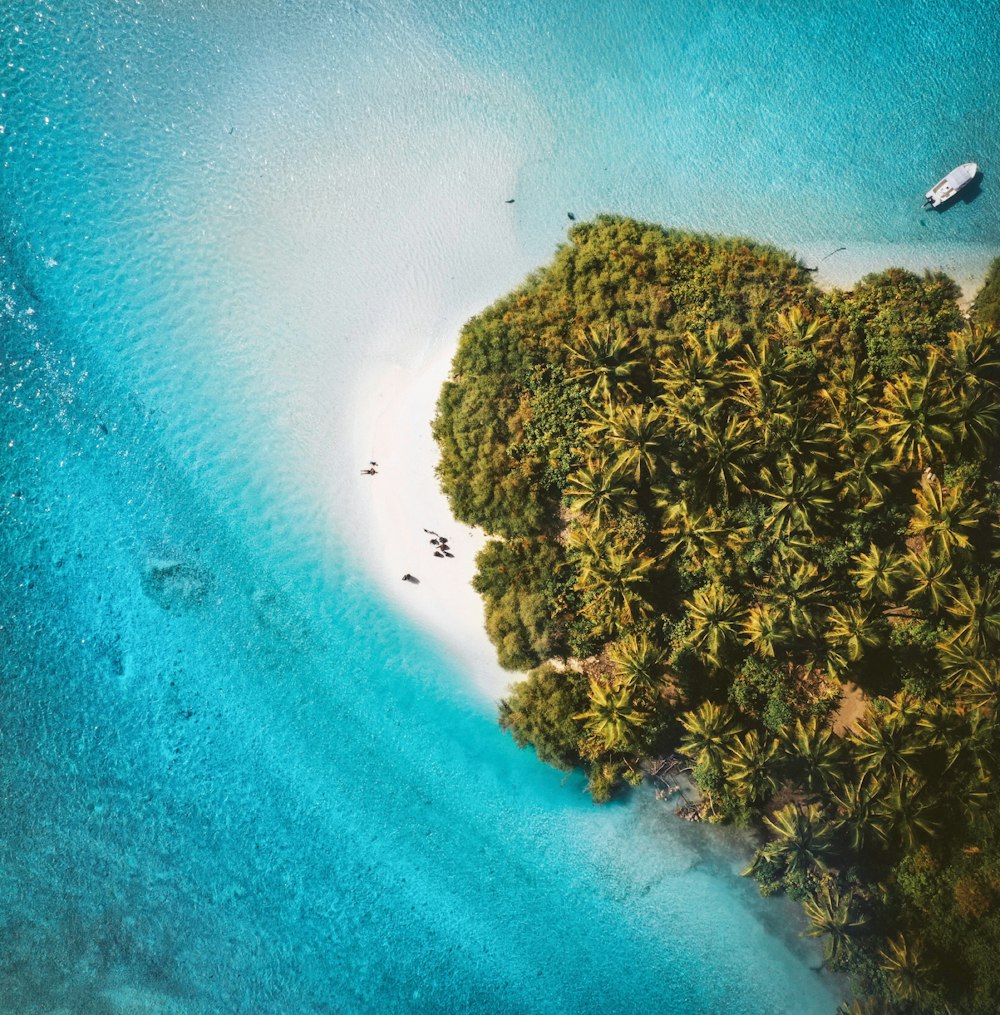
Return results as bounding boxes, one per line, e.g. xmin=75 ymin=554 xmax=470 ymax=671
xmin=2 ymin=2 xmax=998 ymax=1012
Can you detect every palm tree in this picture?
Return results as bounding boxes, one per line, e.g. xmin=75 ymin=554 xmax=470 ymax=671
xmin=803 ymin=884 xmax=867 ymax=965
xmin=947 ymin=707 xmax=997 ymax=784
xmin=903 ymin=549 xmax=952 ymax=613
xmin=733 ymin=339 xmax=798 ymax=442
xmin=878 ymin=934 xmax=933 ymax=1005
xmin=761 ymin=457 xmax=836 ymax=539
xmin=881 ymin=690 xmax=924 ymax=727
xmin=684 ymin=582 xmax=747 ymax=667
xmin=950 ymin=654 xmax=1000 ymax=714
xmin=914 ymin=700 xmax=967 ymax=775
xmin=756 ymin=803 xmax=836 ymax=878
xmin=741 ymin=604 xmax=792 ymax=659
xmin=762 ymin=557 xmax=829 ymax=637
xmin=678 ymin=700 xmax=742 ymax=771
xmin=565 ymin=519 xmax=610 ymax=578
xmin=723 ymin=729 xmax=780 ymax=807
xmin=775 ymin=305 xmax=828 ymax=350
xmin=876 ymin=350 xmax=957 ymax=469
xmin=655 ymin=325 xmax=737 ymax=415
xmin=949 ymin=321 xmax=1000 ymax=388
xmin=688 ymin=413 xmax=757 ymax=506
xmin=949 ymin=323 xmax=1000 ymax=452
xmin=562 ymin=324 xmax=642 ymax=402
xmin=945 ymin=575 xmax=1000 ymax=650
xmin=824 ymin=603 xmax=882 ymax=674
xmin=779 ymin=416 xmax=836 ymax=467
xmin=959 ymin=785 xmax=994 ymax=834
xmin=829 ymin=781 xmax=884 ymax=854
xmin=609 ymin=634 xmax=666 ymax=690
xmin=657 ymin=498 xmax=744 ymax=565
xmin=782 ymin=717 xmax=846 ymax=795
xmin=957 ymin=387 xmax=1000 ymax=456
xmin=908 ymin=473 xmax=981 ymax=560
xmin=819 ymin=356 xmax=877 ymax=435
xmin=834 ymin=444 xmax=892 ymax=513
xmin=564 ymin=458 xmax=635 ymax=524
xmin=849 ymin=544 xmax=905 ymax=602
xmin=937 ymin=636 xmax=985 ymax=687
xmin=584 ymin=403 xmax=669 ymax=486
xmin=574 ymin=678 xmax=648 ymax=752
xmin=874 ymin=776 xmax=940 ymax=851
xmin=848 ymin=712 xmax=920 ymax=785
xmin=576 ymin=543 xmax=657 ymax=632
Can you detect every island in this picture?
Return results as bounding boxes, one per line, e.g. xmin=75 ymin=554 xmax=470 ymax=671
xmin=434 ymin=216 xmax=1000 ymax=1014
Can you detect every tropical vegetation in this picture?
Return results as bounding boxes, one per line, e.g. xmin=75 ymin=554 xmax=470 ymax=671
xmin=433 ymin=217 xmax=1000 ymax=1013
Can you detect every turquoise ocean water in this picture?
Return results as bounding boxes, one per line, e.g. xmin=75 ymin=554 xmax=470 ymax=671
xmin=2 ymin=2 xmax=999 ymax=1012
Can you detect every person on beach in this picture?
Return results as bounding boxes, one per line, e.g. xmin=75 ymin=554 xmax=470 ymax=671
xmin=402 ymin=573 xmax=415 ymax=582
xmin=361 ymin=467 xmax=377 ymax=475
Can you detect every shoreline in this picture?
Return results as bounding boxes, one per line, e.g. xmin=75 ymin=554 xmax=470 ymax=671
xmin=345 ymin=247 xmax=991 ymax=708
xmin=347 ymin=340 xmax=517 ymax=702
xmin=790 ymin=240 xmax=992 ymax=309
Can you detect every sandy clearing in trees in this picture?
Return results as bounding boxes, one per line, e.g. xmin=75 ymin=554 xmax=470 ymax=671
xmin=833 ymin=680 xmax=869 ymax=736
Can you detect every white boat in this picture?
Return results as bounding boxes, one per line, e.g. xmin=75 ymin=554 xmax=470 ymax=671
xmin=924 ymin=162 xmax=978 ymax=208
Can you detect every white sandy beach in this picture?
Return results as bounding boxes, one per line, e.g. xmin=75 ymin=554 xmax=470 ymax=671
xmin=349 ymin=341 xmax=518 ymax=702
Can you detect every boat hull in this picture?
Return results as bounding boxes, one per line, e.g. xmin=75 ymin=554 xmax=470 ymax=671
xmin=925 ymin=162 xmax=979 ymax=207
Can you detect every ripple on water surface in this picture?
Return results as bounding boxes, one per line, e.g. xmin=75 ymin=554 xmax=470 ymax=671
xmin=8 ymin=0 xmax=998 ymax=1011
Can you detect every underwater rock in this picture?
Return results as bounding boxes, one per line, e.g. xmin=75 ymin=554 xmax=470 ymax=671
xmin=140 ymin=557 xmax=212 ymax=612
xmin=251 ymin=587 xmax=315 ymax=652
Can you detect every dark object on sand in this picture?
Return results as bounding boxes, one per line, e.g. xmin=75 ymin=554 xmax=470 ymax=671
xmin=438 ymin=543 xmax=450 ymax=552
xmin=430 ymin=538 xmax=440 ymax=545
xmin=402 ymin=573 xmax=419 ymax=584
xmin=505 ymin=198 xmax=515 ymax=204
xmin=361 ymin=468 xmax=377 ymax=475
xmin=804 ymin=266 xmax=818 ymax=272
xmin=434 ymin=551 xmax=444 ymax=558
xmin=567 ymin=212 xmax=576 ymax=220
xmin=821 ymin=246 xmax=846 ymax=261
xmin=443 ymin=552 xmax=454 ymax=558
xmin=437 ymin=536 xmax=449 ymax=543
xmin=369 ymin=460 xmax=379 ymax=466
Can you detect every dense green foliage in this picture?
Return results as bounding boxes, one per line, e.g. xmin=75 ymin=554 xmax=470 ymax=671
xmin=823 ymin=268 xmax=964 ymax=378
xmin=435 ymin=217 xmax=1000 ymax=1013
xmin=473 ymin=538 xmax=567 ymax=670
xmin=973 ymin=256 xmax=1000 ymax=330
xmin=498 ymin=663 xmax=590 ymax=771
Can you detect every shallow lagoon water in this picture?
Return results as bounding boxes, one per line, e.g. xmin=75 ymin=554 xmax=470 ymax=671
xmin=2 ymin=2 xmax=998 ymax=1012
